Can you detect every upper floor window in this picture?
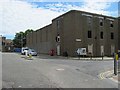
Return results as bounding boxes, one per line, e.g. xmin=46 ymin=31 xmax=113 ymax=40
xmin=100 ymin=31 xmax=103 ymax=39
xmin=111 ymin=32 xmax=114 ymax=39
xmin=88 ymin=17 xmax=92 ymax=24
xmin=88 ymin=31 xmax=92 ymax=38
xmin=110 ymin=21 xmax=114 ymax=27
xmin=100 ymin=19 xmax=103 ymax=26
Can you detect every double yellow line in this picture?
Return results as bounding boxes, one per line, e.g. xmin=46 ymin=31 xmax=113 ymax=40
xmin=99 ymin=70 xmax=113 ymax=80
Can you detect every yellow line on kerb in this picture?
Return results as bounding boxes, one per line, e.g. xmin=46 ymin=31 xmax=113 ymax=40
xmin=99 ymin=73 xmax=105 ymax=79
xmin=99 ymin=70 xmax=113 ymax=80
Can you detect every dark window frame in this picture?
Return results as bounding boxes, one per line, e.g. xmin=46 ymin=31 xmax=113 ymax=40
xmin=110 ymin=21 xmax=114 ymax=27
xmin=100 ymin=19 xmax=104 ymax=26
xmin=88 ymin=31 xmax=92 ymax=38
xmin=111 ymin=32 xmax=114 ymax=39
xmin=100 ymin=31 xmax=103 ymax=39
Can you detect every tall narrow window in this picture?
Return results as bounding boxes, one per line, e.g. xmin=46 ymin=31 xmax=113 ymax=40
xmin=100 ymin=19 xmax=103 ymax=26
xmin=88 ymin=17 xmax=92 ymax=24
xmin=100 ymin=32 xmax=103 ymax=39
xmin=111 ymin=32 xmax=114 ymax=39
xmin=110 ymin=21 xmax=114 ymax=27
xmin=88 ymin=31 xmax=92 ymax=38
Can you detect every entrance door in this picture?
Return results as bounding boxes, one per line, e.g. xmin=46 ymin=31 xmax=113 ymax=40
xmin=88 ymin=44 xmax=93 ymax=56
xmin=101 ymin=46 xmax=104 ymax=56
xmin=57 ymin=45 xmax=60 ymax=56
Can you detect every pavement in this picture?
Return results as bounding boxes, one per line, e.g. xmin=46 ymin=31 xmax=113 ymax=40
xmin=37 ymin=53 xmax=114 ymax=61
xmin=71 ymin=57 xmax=114 ymax=61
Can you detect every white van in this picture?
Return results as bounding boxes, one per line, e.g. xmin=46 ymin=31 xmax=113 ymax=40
xmin=21 ymin=47 xmax=29 ymax=55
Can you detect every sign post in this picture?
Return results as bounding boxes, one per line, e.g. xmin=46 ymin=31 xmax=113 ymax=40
xmin=114 ymin=53 xmax=118 ymax=75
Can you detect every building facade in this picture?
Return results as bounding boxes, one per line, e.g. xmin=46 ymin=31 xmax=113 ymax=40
xmin=0 ymin=36 xmax=6 ymax=52
xmin=26 ymin=10 xmax=118 ymax=57
xmin=0 ymin=36 xmax=13 ymax=52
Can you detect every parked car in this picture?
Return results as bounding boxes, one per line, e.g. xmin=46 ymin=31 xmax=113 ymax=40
xmin=28 ymin=49 xmax=37 ymax=56
xmin=21 ymin=47 xmax=29 ymax=55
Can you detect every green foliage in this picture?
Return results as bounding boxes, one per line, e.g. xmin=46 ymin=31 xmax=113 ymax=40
xmin=13 ymin=29 xmax=33 ymax=48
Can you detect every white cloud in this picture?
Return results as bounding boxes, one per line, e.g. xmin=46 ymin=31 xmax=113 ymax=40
xmin=0 ymin=0 xmax=63 ymax=38
xmin=44 ymin=1 xmax=118 ymax=16
xmin=0 ymin=0 xmax=118 ymax=39
xmin=80 ymin=0 xmax=118 ymax=16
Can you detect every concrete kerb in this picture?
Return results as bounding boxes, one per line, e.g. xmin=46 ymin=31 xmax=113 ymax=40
xmin=37 ymin=54 xmax=114 ymax=61
xmin=69 ymin=57 xmax=114 ymax=61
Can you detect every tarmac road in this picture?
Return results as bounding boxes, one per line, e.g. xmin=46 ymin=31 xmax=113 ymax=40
xmin=2 ymin=53 xmax=118 ymax=88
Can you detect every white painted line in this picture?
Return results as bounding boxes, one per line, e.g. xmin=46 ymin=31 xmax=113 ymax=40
xmin=56 ymin=68 xmax=64 ymax=71
xmin=18 ymin=86 xmax=22 ymax=88
xmin=99 ymin=70 xmax=114 ymax=80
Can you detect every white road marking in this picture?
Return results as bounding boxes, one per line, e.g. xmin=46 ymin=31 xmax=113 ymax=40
xmin=18 ymin=86 xmax=22 ymax=88
xmin=99 ymin=70 xmax=114 ymax=80
xmin=56 ymin=68 xmax=64 ymax=71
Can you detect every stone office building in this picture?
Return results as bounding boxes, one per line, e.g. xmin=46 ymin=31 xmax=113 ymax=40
xmin=26 ymin=10 xmax=118 ymax=57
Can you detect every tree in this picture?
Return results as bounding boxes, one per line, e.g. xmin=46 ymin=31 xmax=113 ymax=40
xmin=13 ymin=29 xmax=33 ymax=48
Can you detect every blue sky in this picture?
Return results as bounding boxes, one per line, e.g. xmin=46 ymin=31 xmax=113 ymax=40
xmin=0 ymin=0 xmax=119 ymax=39
xmin=31 ymin=2 xmax=118 ymax=13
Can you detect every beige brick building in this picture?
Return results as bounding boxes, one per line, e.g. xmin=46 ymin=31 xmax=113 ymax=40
xmin=26 ymin=10 xmax=118 ymax=57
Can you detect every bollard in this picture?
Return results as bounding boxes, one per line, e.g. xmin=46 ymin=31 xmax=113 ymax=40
xmin=29 ymin=54 xmax=32 ymax=59
xmin=114 ymin=53 xmax=117 ymax=75
xmin=116 ymin=54 xmax=118 ymax=61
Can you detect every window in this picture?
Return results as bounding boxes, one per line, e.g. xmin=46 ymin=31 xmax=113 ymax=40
xmin=88 ymin=31 xmax=92 ymax=38
xmin=100 ymin=32 xmax=103 ymax=39
xmin=100 ymin=19 xmax=103 ymax=26
xmin=56 ymin=34 xmax=60 ymax=42
xmin=88 ymin=17 xmax=92 ymax=24
xmin=110 ymin=21 xmax=114 ymax=27
xmin=2 ymin=42 xmax=5 ymax=45
xmin=111 ymin=32 xmax=114 ymax=39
